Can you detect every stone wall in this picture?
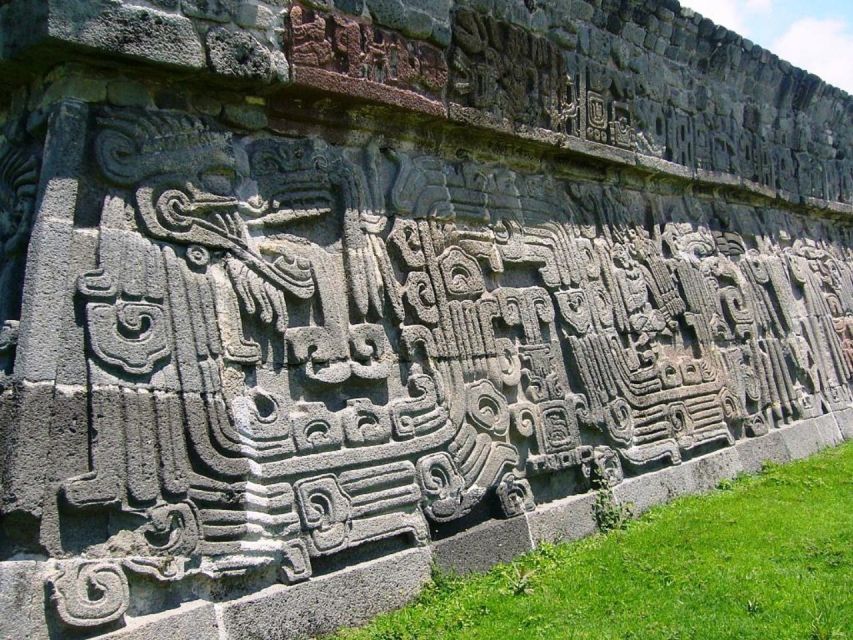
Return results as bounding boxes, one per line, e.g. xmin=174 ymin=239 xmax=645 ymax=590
xmin=0 ymin=1 xmax=851 ymax=638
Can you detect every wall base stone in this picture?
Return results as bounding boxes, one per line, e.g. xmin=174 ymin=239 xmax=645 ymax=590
xmin=525 ymin=492 xmax=598 ymax=546
xmin=433 ymin=516 xmax=534 ymax=575
xmin=778 ymin=414 xmax=844 ymax=460
xmin=736 ymin=431 xmax=790 ymax=474
xmin=0 ymin=561 xmax=49 ymax=640
xmin=217 ymin=548 xmax=434 ymax=640
xmin=101 ymin=602 xmax=220 ymax=640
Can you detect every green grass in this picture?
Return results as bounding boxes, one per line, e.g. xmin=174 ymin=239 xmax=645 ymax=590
xmin=332 ymin=443 xmax=853 ymax=640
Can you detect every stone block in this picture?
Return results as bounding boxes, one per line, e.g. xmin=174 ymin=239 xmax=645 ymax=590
xmin=40 ymin=74 xmax=107 ymax=107
xmin=736 ymin=431 xmax=789 ymax=474
xmin=206 ymin=28 xmax=273 ymax=82
xmin=182 ymin=0 xmax=235 ymax=23
xmin=235 ymin=2 xmax=277 ymax=29
xmin=366 ymin=0 xmax=407 ymax=32
xmin=218 ymin=548 xmax=432 ymax=640
xmin=101 ymin=602 xmax=219 ymax=640
xmin=612 ymin=463 xmax=697 ymax=515
xmin=572 ymin=0 xmax=595 ymax=22
xmin=832 ymin=407 xmax=853 ymax=440
xmin=107 ymin=80 xmax=154 ymax=108
xmin=526 ymin=492 xmax=598 ymax=546
xmin=433 ymin=517 xmax=534 ymax=575
xmin=0 ymin=561 xmax=49 ymax=640
xmin=401 ymin=8 xmax=434 ymax=40
xmin=15 ymin=100 xmax=88 ymax=383
xmin=335 ymin=0 xmax=365 ymax=15
xmin=223 ymin=102 xmax=268 ymax=130
xmin=689 ymin=447 xmax=743 ymax=493
xmin=779 ymin=416 xmax=844 ymax=461
xmin=47 ymin=0 xmax=205 ymax=70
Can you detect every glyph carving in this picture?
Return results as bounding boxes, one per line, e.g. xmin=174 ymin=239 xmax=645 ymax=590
xmin=3 ymin=103 xmax=852 ymax=633
xmin=0 ymin=0 xmax=850 ymax=636
xmin=49 ymin=561 xmax=130 ymax=629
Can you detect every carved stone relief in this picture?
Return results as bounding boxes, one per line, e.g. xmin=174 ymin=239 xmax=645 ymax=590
xmin=1 ymin=105 xmax=849 ymax=632
xmin=448 ymin=7 xmax=581 ymax=134
xmin=0 ymin=139 xmax=39 ymax=378
xmin=288 ymin=2 xmax=449 ymax=115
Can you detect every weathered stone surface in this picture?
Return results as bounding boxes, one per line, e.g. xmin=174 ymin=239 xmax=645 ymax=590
xmin=288 ymin=2 xmax=448 ymax=115
xmin=433 ymin=516 xmax=534 ymax=575
xmin=99 ymin=602 xmax=219 ymax=640
xmin=612 ymin=462 xmax=698 ymax=516
xmin=0 ymin=0 xmax=852 ymax=638
xmin=736 ymin=430 xmax=789 ymax=474
xmin=218 ymin=548 xmax=433 ymax=640
xmin=690 ymin=447 xmax=742 ymax=493
xmin=206 ymin=27 xmax=273 ymax=81
xmin=835 ymin=407 xmax=853 ymax=440
xmin=46 ymin=0 xmax=206 ymax=70
xmin=0 ymin=562 xmax=49 ymax=640
xmin=526 ymin=492 xmax=598 ymax=545
xmin=778 ymin=414 xmax=844 ymax=460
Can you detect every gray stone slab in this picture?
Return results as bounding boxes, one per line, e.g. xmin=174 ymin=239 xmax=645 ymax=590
xmin=47 ymin=0 xmax=205 ymax=70
xmin=101 ymin=601 xmax=219 ymax=640
xmin=432 ymin=516 xmax=534 ymax=575
xmin=612 ymin=462 xmax=697 ymax=515
xmin=689 ymin=447 xmax=744 ymax=493
xmin=526 ymin=492 xmax=598 ymax=546
xmin=779 ymin=415 xmax=844 ymax=461
xmin=14 ymin=100 xmax=88 ymax=383
xmin=832 ymin=407 xmax=853 ymax=441
xmin=218 ymin=547 xmax=433 ymax=640
xmin=1 ymin=381 xmax=56 ymax=519
xmin=736 ymin=431 xmax=789 ymax=474
xmin=0 ymin=561 xmax=49 ymax=640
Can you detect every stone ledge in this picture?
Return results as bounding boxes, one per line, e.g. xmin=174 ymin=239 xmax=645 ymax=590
xmin=216 ymin=547 xmax=433 ymax=640
xmin=778 ymin=414 xmax=844 ymax=460
xmin=612 ymin=460 xmax=698 ymax=516
xmin=101 ymin=601 xmax=219 ymax=640
xmin=525 ymin=491 xmax=598 ymax=546
xmin=690 ymin=446 xmax=743 ymax=493
xmin=432 ymin=515 xmax=534 ymax=575
xmin=736 ymin=430 xmax=789 ymax=474
xmin=444 ymin=102 xmax=851 ymax=219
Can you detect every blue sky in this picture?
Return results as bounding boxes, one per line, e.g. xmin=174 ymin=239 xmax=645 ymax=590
xmin=679 ymin=0 xmax=853 ymax=93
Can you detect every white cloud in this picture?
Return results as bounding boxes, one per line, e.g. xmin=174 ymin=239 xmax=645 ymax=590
xmin=771 ymin=18 xmax=853 ymax=93
xmin=745 ymin=0 xmax=773 ymax=12
xmin=679 ymin=0 xmax=772 ymax=36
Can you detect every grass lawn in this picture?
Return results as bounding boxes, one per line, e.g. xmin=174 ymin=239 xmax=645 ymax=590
xmin=332 ymin=442 xmax=853 ymax=640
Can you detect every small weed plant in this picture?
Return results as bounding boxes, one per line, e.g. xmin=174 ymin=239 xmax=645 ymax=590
xmin=593 ymin=486 xmax=634 ymax=533
xmin=506 ymin=565 xmax=536 ymax=596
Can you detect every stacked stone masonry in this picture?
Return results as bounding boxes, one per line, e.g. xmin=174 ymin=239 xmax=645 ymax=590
xmin=0 ymin=0 xmax=851 ymax=638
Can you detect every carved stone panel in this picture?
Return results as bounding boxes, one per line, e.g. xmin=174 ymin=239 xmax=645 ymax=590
xmin=2 ymin=102 xmax=850 ymax=636
xmin=0 ymin=0 xmax=851 ymax=636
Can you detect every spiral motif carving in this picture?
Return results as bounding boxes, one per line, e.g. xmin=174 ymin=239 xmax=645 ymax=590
xmin=49 ymin=561 xmax=129 ymax=628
